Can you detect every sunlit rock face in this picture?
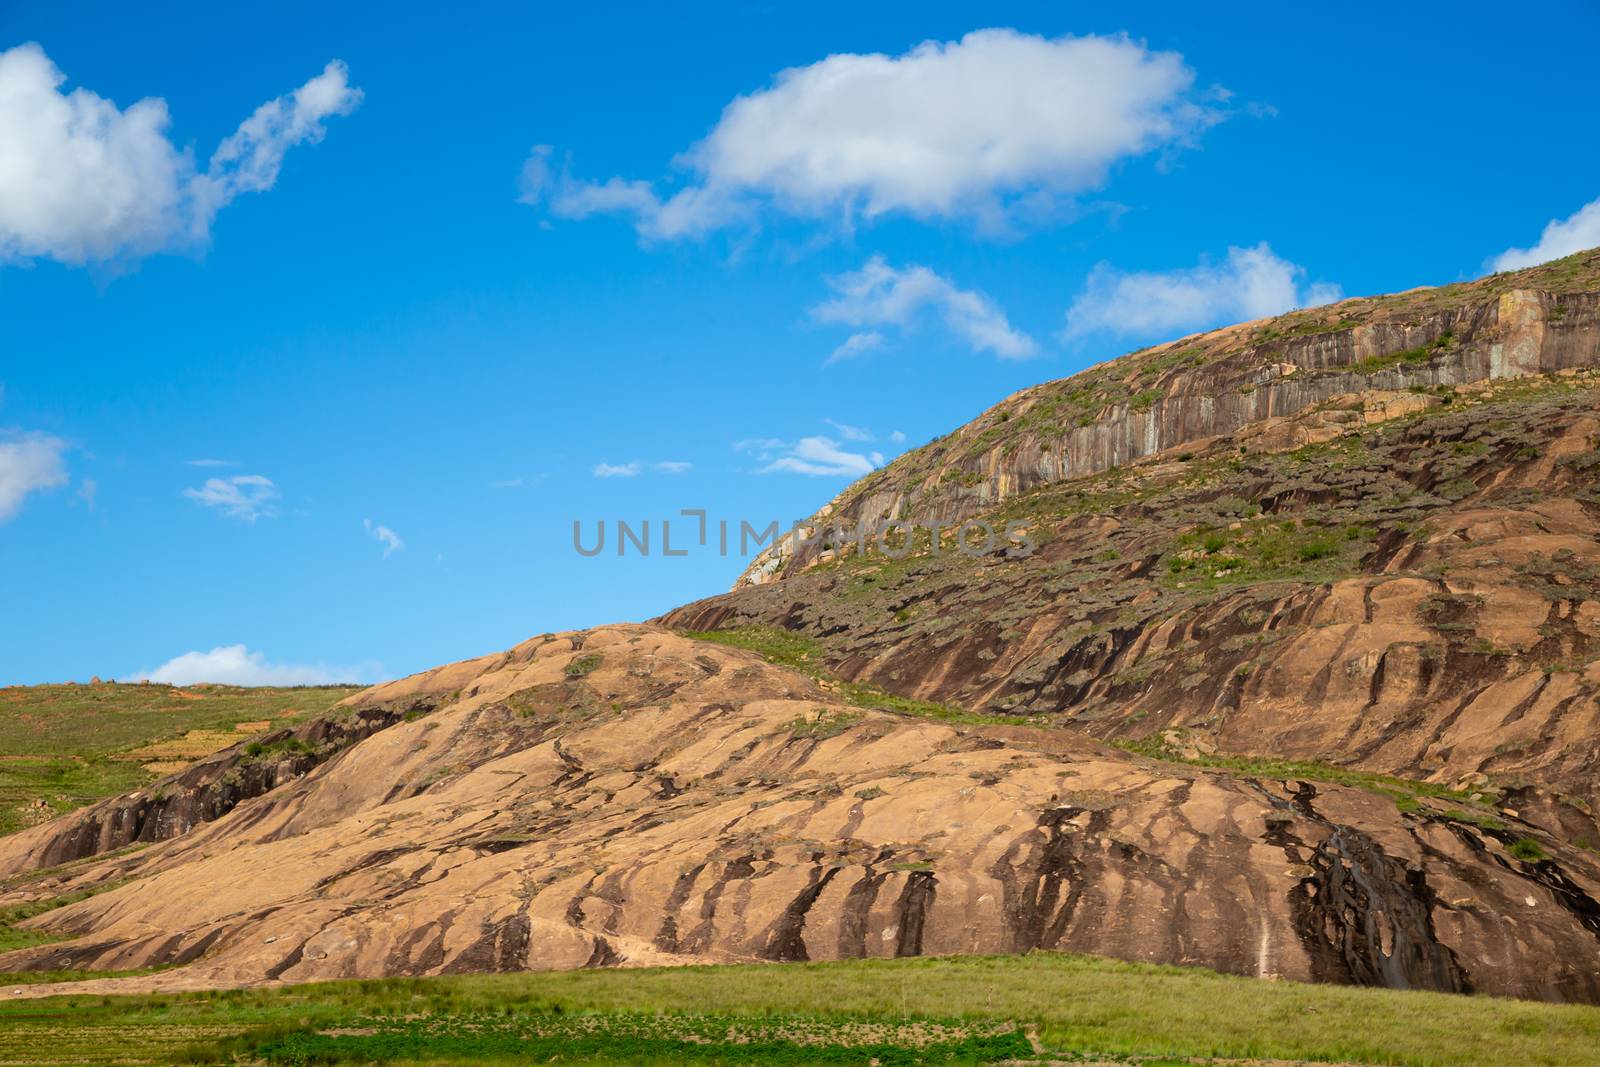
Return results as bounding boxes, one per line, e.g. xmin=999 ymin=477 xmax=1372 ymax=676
xmin=3 ymin=625 xmax=1600 ymax=1003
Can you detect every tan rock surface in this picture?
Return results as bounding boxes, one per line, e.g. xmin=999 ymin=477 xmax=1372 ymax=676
xmin=4 ymin=626 xmax=1600 ymax=1003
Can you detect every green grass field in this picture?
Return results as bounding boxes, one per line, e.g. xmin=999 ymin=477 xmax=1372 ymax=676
xmin=2 ymin=953 xmax=1599 ymax=1066
xmin=0 ymin=682 xmax=360 ymax=835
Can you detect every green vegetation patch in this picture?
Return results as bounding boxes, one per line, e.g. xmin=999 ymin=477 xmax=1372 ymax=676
xmin=785 ymin=708 xmax=863 ymax=738
xmin=0 ymin=880 xmax=129 ymax=954
xmin=2 ymin=953 xmax=1600 ymax=1066
xmin=238 ymin=737 xmax=319 ymax=765
xmin=1163 ymin=516 xmax=1373 ymax=589
xmin=1351 ymin=331 xmax=1456 ymax=375
xmin=564 ymin=653 xmax=605 ymax=678
xmin=0 ymin=683 xmax=360 ymax=837
xmin=1115 ymin=737 xmax=1505 ymax=826
xmin=1509 ymin=837 xmax=1551 ymax=863
xmin=230 ymin=1011 xmax=1029 ymax=1064
xmin=685 ymin=627 xmax=1043 ymax=727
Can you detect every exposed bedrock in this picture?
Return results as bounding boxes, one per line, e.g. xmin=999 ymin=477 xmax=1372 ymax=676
xmin=3 ymin=627 xmax=1599 ymax=1002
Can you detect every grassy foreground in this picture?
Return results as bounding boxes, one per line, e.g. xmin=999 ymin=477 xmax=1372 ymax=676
xmin=0 ymin=682 xmax=361 ymax=835
xmin=2 ymin=953 xmax=1599 ymax=1065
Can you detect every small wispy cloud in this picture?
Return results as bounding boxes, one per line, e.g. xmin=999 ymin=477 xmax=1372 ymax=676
xmin=813 ymin=256 xmax=1037 ymax=361
xmin=363 ymin=518 xmax=404 ymax=557
xmin=183 ymin=474 xmax=278 ymax=522
xmin=184 ymin=458 xmax=237 ymax=468
xmin=78 ymin=477 xmax=97 ymax=511
xmin=823 ymin=418 xmax=874 ymax=442
xmin=826 ymin=331 xmax=885 ymax=364
xmin=744 ymin=435 xmax=884 ymax=477
xmin=593 ymin=460 xmax=691 ymax=478
xmin=0 ymin=430 xmax=69 ymax=522
xmin=489 ymin=478 xmax=527 ymax=489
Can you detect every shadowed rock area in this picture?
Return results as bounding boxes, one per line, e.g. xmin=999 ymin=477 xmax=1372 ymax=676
xmin=3 ymin=626 xmax=1600 ymax=1002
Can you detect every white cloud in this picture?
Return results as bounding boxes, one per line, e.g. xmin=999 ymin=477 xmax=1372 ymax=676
xmin=0 ymin=44 xmax=360 ymax=267
xmin=489 ymin=477 xmax=527 ymax=489
xmin=1491 ymin=197 xmax=1600 ymax=272
xmin=890 ymin=430 xmax=907 ymax=443
xmin=183 ymin=473 xmax=278 ymax=522
xmin=826 ymin=331 xmax=885 ymax=363
xmin=124 ymin=644 xmax=381 ymax=686
xmin=184 ymin=458 xmax=236 ymax=467
xmin=823 ymin=418 xmax=874 ymax=441
xmin=732 ymin=438 xmax=787 ymax=462
xmin=594 ymin=460 xmax=689 ymax=477
xmin=1061 ymin=243 xmax=1342 ymax=342
xmin=0 ymin=430 xmax=68 ymax=522
xmin=814 ymin=256 xmax=1037 ymax=360
xmin=78 ymin=477 xmax=97 ymax=511
xmin=522 ymin=29 xmax=1222 ymax=239
xmin=759 ymin=436 xmax=884 ymax=477
xmin=363 ymin=518 xmax=404 ymax=557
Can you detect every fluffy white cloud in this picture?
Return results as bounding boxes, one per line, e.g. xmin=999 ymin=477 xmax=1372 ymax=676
xmin=0 ymin=430 xmax=68 ymax=521
xmin=183 ymin=474 xmax=278 ymax=522
xmin=124 ymin=645 xmax=381 ymax=686
xmin=814 ymin=256 xmax=1037 ymax=360
xmin=522 ymin=29 xmax=1221 ymax=239
xmin=1491 ymin=197 xmax=1600 ymax=272
xmin=0 ymin=44 xmax=360 ymax=267
xmin=1062 ymin=243 xmax=1342 ymax=342
xmin=756 ymin=436 xmax=884 ymax=477
xmin=363 ymin=518 xmax=404 ymax=557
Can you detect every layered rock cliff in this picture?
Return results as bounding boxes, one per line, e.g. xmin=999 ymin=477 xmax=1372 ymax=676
xmin=740 ymin=250 xmax=1600 ymax=585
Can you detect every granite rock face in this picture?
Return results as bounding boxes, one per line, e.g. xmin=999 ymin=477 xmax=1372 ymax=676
xmin=667 ymin=376 xmax=1600 ymax=850
xmin=4 ymin=626 xmax=1600 ymax=1002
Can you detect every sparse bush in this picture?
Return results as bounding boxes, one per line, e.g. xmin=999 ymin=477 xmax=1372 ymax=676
xmin=1508 ymin=837 xmax=1550 ymax=863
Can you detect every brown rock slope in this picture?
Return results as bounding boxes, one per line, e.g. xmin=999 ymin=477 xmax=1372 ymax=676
xmin=666 ymin=372 xmax=1600 ymax=854
xmin=4 ymin=626 xmax=1600 ymax=1002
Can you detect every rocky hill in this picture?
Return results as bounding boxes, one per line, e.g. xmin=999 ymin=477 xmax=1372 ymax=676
xmin=738 ymin=249 xmax=1600 ymax=584
xmin=4 ymin=625 xmax=1600 ymax=1003
xmin=4 ymin=251 xmax=1600 ymax=1005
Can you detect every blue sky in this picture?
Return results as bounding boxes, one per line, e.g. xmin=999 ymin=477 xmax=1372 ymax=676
xmin=2 ymin=1 xmax=1597 ymax=685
